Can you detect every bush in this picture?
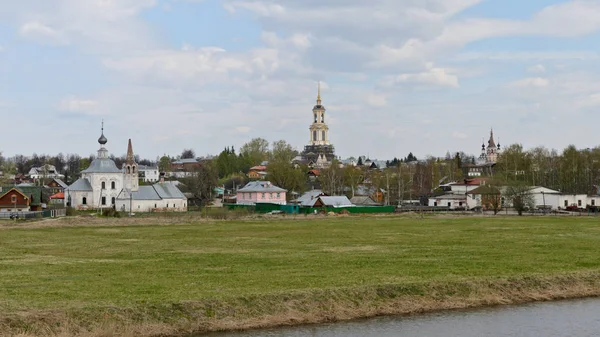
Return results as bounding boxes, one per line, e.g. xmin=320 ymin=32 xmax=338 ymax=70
xmin=66 ymin=207 xmax=77 ymax=216
xmin=102 ymin=208 xmax=121 ymax=218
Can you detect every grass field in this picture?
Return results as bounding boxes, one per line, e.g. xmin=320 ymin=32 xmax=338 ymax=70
xmin=2 ymin=215 xmax=600 ymax=336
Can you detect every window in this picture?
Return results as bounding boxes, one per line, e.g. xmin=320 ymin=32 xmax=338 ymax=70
xmin=132 ymin=166 xmax=136 ymax=173
xmin=321 ymin=114 xmax=324 ymax=123
xmin=277 ymin=193 xmax=280 ymax=198
xmin=127 ymin=166 xmax=131 ymax=174
xmin=102 ymin=197 xmax=106 ymax=205
xmin=578 ymin=200 xmax=582 ymax=207
xmin=314 ymin=113 xmax=317 ymax=123
xmin=101 ymin=182 xmax=106 ymax=190
xmin=459 ymin=202 xmax=463 ymax=207
xmin=447 ymin=202 xmax=451 ymax=207
xmin=434 ymin=202 xmax=438 ymax=207
xmin=313 ymin=131 xmax=317 ymax=141
xmin=11 ymin=195 xmax=16 ymax=203
xmin=262 ymin=193 xmax=265 ymax=199
xmin=111 ymin=181 xmax=116 ymax=190
xmin=322 ymin=131 xmax=326 ymax=141
xmin=593 ymin=200 xmax=596 ymax=206
xmin=111 ymin=197 xmax=115 ymax=205
xmin=564 ymin=200 xmax=568 ymax=207
xmin=155 ymin=204 xmax=157 ymax=208
xmin=173 ymin=204 xmax=175 ymax=208
xmin=82 ymin=197 xmax=87 ymax=205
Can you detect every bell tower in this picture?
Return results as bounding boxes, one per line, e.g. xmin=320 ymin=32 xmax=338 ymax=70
xmin=309 ymin=82 xmax=330 ymax=146
xmin=486 ymin=129 xmax=498 ymax=163
xmin=124 ymin=139 xmax=139 ymax=192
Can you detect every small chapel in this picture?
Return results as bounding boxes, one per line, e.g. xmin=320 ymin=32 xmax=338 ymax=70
xmin=477 ymin=129 xmax=501 ymax=165
xmin=64 ymin=124 xmax=187 ymax=212
xmin=296 ymin=83 xmax=336 ymax=168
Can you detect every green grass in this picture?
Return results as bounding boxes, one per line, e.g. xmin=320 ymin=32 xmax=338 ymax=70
xmin=2 ymin=215 xmax=600 ymax=313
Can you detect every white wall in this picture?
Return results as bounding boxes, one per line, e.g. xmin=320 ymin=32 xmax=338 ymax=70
xmin=115 ymin=198 xmax=187 ymax=213
xmin=428 ymin=197 xmax=467 ymax=209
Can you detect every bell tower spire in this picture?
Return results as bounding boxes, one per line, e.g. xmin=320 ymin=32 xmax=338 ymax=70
xmin=124 ymin=139 xmax=139 ymax=192
xmin=317 ymin=81 xmax=322 ymax=105
xmin=309 ymin=82 xmax=329 ymax=146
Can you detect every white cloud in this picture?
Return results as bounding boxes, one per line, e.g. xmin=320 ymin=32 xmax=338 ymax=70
xmin=392 ymin=65 xmax=459 ymax=88
xmin=235 ymin=126 xmax=251 ymax=134
xmin=20 ymin=22 xmax=70 ymax=45
xmin=452 ymin=131 xmax=468 ymax=139
xmin=367 ymin=93 xmax=388 ymax=107
xmin=59 ymin=97 xmax=100 ymax=114
xmin=527 ymin=64 xmax=546 ymax=73
xmin=510 ymin=77 xmax=550 ymax=88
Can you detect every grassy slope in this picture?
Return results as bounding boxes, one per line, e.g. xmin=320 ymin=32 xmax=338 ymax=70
xmin=1 ymin=215 xmax=600 ymax=335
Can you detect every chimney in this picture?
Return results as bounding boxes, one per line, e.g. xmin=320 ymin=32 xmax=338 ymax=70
xmin=159 ymin=172 xmax=165 ymax=184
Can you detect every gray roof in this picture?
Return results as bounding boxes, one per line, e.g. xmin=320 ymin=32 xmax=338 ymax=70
xmin=81 ymin=158 xmax=121 ymax=174
xmin=238 ymin=181 xmax=287 ymax=193
xmin=173 ymin=158 xmax=199 ymax=164
xmin=53 ymin=178 xmax=68 ymax=189
xmin=118 ymin=186 xmax=162 ymax=201
xmin=117 ymin=183 xmax=186 ymax=201
xmin=319 ymin=196 xmax=354 ymax=207
xmin=350 ymin=196 xmax=380 ymax=206
xmin=66 ymin=178 xmax=93 ymax=191
xmin=154 ymin=183 xmax=186 ymax=199
xmin=296 ymin=189 xmax=326 ymax=206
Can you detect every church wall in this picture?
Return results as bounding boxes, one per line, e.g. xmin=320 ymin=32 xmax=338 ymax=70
xmin=115 ymin=198 xmax=187 ymax=213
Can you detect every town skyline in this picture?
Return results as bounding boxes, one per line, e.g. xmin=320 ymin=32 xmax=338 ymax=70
xmin=2 ymin=1 xmax=600 ymax=159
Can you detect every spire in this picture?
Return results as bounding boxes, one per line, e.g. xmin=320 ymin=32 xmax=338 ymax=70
xmin=126 ymin=139 xmax=135 ymax=164
xmin=98 ymin=120 xmax=108 ymax=146
xmin=488 ymin=128 xmax=496 ymax=148
xmin=316 ymin=81 xmax=322 ymax=105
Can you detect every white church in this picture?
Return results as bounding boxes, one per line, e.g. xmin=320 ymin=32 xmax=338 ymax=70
xmin=65 ymin=126 xmax=187 ymax=212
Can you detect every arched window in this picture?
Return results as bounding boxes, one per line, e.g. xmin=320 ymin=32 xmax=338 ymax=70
xmin=314 ymin=113 xmax=317 ymax=123
xmin=322 ymin=131 xmax=326 ymax=141
xmin=111 ymin=197 xmax=115 ymax=205
xmin=313 ymin=131 xmax=317 ymax=141
xmin=321 ymin=113 xmax=324 ymax=123
xmin=132 ymin=166 xmax=136 ymax=173
xmin=127 ymin=166 xmax=131 ymax=174
xmin=82 ymin=197 xmax=87 ymax=205
xmin=111 ymin=181 xmax=116 ymax=190
xmin=101 ymin=182 xmax=106 ymax=190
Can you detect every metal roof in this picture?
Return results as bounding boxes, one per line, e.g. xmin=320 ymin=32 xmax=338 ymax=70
xmin=53 ymin=178 xmax=68 ymax=189
xmin=318 ymin=196 xmax=354 ymax=207
xmin=238 ymin=181 xmax=287 ymax=193
xmin=296 ymin=189 xmax=326 ymax=206
xmin=81 ymin=158 xmax=122 ymax=174
xmin=116 ymin=183 xmax=186 ymax=201
xmin=66 ymin=178 xmax=93 ymax=191
xmin=154 ymin=183 xmax=186 ymax=199
xmin=118 ymin=186 xmax=161 ymax=201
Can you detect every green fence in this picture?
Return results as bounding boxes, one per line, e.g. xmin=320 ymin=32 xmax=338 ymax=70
xmin=224 ymin=203 xmax=395 ymax=215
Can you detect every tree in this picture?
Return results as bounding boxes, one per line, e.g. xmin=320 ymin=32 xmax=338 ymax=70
xmin=504 ymin=183 xmax=535 ymax=216
xmin=179 ymin=162 xmax=218 ymax=206
xmin=266 ymin=160 xmax=306 ymax=200
xmin=319 ymin=160 xmax=344 ymax=195
xmin=357 ymin=156 xmax=363 ymax=166
xmin=181 ymin=149 xmax=196 ymax=159
xmin=344 ymin=166 xmax=363 ymax=198
xmin=158 ymin=155 xmax=171 ymax=173
xmin=240 ymin=138 xmax=270 ymax=166
xmin=270 ymin=140 xmax=298 ymax=163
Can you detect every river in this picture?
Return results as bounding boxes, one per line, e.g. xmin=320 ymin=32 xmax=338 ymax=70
xmin=205 ymin=298 xmax=600 ymax=337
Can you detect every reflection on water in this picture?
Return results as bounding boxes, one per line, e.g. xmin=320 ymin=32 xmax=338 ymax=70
xmin=205 ymin=298 xmax=600 ymax=337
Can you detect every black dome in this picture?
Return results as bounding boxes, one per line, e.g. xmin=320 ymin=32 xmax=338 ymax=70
xmin=98 ymin=132 xmax=108 ymax=145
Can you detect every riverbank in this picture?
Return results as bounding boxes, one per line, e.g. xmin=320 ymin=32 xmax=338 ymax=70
xmin=2 ymin=216 xmax=600 ymax=336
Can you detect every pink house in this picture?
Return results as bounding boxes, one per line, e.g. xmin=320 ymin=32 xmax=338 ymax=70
xmin=236 ymin=181 xmax=287 ymax=205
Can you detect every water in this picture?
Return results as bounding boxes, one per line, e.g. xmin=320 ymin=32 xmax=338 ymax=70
xmin=205 ymin=298 xmax=600 ymax=337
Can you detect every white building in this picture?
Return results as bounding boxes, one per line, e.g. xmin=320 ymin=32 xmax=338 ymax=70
xmin=115 ymin=139 xmax=187 ymax=213
xmin=28 ymin=164 xmax=64 ymax=180
xmin=65 ymin=126 xmax=187 ymax=212
xmin=65 ymin=127 xmax=123 ymax=209
xmin=428 ymin=194 xmax=468 ymax=209
xmin=138 ymin=165 xmax=160 ymax=183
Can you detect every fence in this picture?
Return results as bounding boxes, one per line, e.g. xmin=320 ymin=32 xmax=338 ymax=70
xmin=0 ymin=208 xmax=67 ymax=219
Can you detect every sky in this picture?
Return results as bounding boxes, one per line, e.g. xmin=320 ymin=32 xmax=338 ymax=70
xmin=1 ymin=0 xmax=600 ymax=160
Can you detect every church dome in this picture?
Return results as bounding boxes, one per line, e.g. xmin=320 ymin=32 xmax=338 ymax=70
xmin=98 ymin=132 xmax=107 ymax=145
